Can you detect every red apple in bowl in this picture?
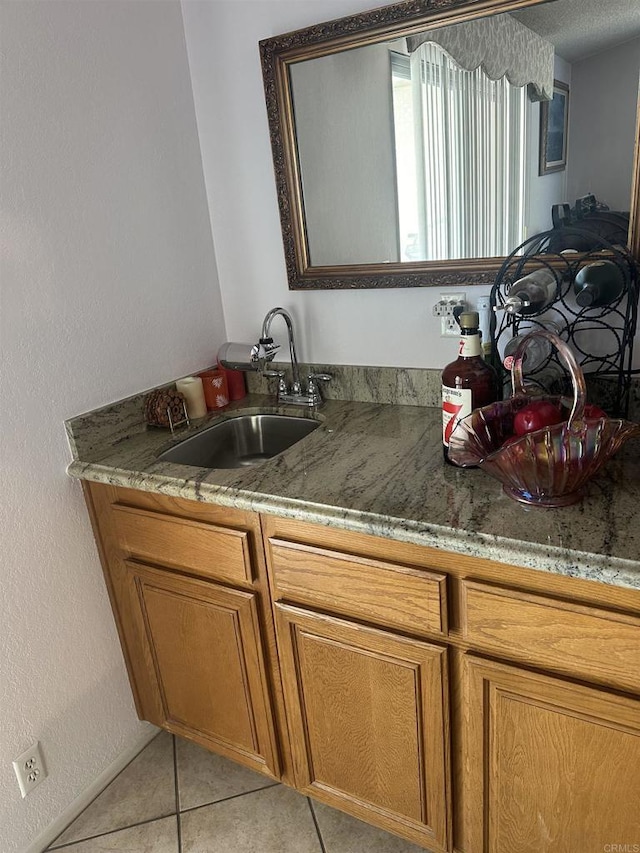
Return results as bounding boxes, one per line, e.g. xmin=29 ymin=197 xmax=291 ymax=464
xmin=583 ymin=403 xmax=607 ymax=420
xmin=514 ymin=400 xmax=564 ymax=436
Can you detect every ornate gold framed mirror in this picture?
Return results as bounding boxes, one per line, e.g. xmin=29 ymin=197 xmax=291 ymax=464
xmin=260 ymin=0 xmax=640 ymax=289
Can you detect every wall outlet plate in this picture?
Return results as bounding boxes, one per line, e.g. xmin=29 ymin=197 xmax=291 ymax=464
xmin=441 ymin=315 xmax=462 ymax=337
xmin=13 ymin=741 xmax=47 ymax=797
xmin=436 ymin=292 xmax=467 ymax=336
xmin=433 ymin=291 xmax=466 ymax=317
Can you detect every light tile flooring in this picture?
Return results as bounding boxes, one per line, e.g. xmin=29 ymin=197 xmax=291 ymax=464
xmin=46 ymin=732 xmax=426 ymax=852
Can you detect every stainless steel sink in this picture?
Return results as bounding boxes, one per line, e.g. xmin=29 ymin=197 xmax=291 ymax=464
xmin=158 ymin=413 xmax=320 ymax=469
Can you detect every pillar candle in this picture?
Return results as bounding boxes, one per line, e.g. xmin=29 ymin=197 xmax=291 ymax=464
xmin=175 ymin=377 xmax=207 ymax=419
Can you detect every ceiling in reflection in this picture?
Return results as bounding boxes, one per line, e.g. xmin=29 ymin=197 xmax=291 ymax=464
xmin=513 ymin=0 xmax=640 ymax=62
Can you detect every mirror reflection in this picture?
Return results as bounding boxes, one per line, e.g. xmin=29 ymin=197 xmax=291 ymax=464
xmin=289 ymin=0 xmax=640 ymax=267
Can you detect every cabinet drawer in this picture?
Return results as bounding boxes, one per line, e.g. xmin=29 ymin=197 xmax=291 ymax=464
xmin=112 ymin=504 xmax=252 ymax=585
xmin=461 ymin=580 xmax=640 ymax=693
xmin=268 ymin=538 xmax=447 ymax=636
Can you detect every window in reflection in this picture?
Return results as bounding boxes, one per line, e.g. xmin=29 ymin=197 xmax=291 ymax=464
xmin=392 ymin=45 xmax=527 ymax=262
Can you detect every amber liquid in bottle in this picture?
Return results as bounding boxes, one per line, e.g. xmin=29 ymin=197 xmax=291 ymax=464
xmin=442 ymin=313 xmax=500 ymax=466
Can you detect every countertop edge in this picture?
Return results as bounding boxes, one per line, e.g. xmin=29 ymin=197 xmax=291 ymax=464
xmin=67 ymin=460 xmax=640 ymax=592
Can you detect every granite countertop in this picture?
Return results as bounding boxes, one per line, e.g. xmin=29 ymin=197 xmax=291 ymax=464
xmin=66 ymin=390 xmax=640 ymax=591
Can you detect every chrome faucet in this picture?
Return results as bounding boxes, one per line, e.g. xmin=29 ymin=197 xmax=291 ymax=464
xmin=260 ymin=307 xmax=302 ymax=395
xmin=259 ymin=307 xmax=331 ymax=407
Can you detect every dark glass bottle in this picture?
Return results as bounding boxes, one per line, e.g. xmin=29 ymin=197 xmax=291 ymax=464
xmin=442 ymin=312 xmax=500 ymax=466
xmin=574 ymin=260 xmax=626 ymax=308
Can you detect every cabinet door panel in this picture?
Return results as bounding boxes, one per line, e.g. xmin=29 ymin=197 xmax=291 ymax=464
xmin=130 ymin=561 xmax=278 ymax=777
xmin=276 ymin=603 xmax=450 ymax=852
xmin=462 ymin=655 xmax=640 ymax=853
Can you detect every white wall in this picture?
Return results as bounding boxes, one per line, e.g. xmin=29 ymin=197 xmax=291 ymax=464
xmin=567 ymin=37 xmax=640 ymax=210
xmin=0 ymin=2 xmax=225 ymax=850
xmin=183 ymin=0 xmax=476 ymax=370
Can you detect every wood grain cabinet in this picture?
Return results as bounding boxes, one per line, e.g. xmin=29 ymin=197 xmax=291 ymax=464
xmin=457 ymin=579 xmax=640 ymax=853
xmin=461 ymin=656 xmax=640 ymax=853
xmin=84 ymin=483 xmax=281 ymax=780
xmin=275 ymin=603 xmax=450 ymax=851
xmin=263 ymin=517 xmax=454 ymax=851
xmin=84 ymin=484 xmax=640 ymax=853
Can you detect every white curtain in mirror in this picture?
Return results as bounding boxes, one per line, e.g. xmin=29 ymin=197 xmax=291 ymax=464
xmin=393 ymin=44 xmax=526 ymax=262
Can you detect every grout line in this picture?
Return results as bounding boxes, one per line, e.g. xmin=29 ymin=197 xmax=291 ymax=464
xmin=307 ymin=798 xmax=328 ymax=853
xmin=173 ymin=736 xmax=183 ymax=853
xmin=179 ymin=782 xmax=281 ymax=816
xmin=47 ymin=731 xmax=167 ymax=850
xmin=46 ymin=814 xmax=176 ymax=850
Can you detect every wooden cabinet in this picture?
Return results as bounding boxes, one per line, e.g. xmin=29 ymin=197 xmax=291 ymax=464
xmin=456 ymin=579 xmax=640 ymax=853
xmin=265 ymin=516 xmax=454 ymax=850
xmin=126 ymin=561 xmax=278 ymax=772
xmin=461 ymin=656 xmax=640 ymax=853
xmin=84 ymin=483 xmax=640 ymax=853
xmin=84 ymin=483 xmax=282 ymax=779
xmin=275 ymin=603 xmax=450 ymax=852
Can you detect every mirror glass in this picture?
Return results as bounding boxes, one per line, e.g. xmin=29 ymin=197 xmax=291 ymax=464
xmin=262 ymin=0 xmax=640 ymax=288
xmin=290 ymin=0 xmax=639 ymax=266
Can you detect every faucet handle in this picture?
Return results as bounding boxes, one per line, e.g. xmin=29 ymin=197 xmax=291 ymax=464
xmin=262 ymin=369 xmax=287 ymax=397
xmin=306 ymin=372 xmax=332 ymax=406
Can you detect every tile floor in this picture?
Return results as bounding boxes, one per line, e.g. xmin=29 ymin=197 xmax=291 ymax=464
xmin=46 ymin=732 xmax=426 ymax=852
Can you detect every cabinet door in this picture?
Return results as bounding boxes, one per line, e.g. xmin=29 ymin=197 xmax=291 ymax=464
xmin=275 ymin=603 xmax=450 ymax=852
xmin=129 ymin=561 xmax=279 ymax=778
xmin=461 ymin=655 xmax=640 ymax=853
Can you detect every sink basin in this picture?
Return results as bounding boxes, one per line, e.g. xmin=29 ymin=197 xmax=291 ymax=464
xmin=158 ymin=413 xmax=320 ymax=469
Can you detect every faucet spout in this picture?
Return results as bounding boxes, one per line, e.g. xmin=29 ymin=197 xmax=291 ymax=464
xmin=260 ymin=307 xmax=302 ymax=394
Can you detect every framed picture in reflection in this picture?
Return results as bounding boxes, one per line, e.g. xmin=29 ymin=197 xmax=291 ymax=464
xmin=539 ymin=79 xmax=570 ymax=175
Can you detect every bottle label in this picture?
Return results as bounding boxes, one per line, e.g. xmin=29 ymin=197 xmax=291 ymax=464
xmin=442 ymin=385 xmax=473 ymax=447
xmin=458 ymin=334 xmax=482 ymax=357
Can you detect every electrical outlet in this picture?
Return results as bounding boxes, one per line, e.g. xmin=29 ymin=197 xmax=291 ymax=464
xmin=441 ymin=315 xmax=461 ymax=337
xmin=13 ymin=742 xmax=47 ymax=798
xmin=435 ymin=291 xmax=467 ymax=336
xmin=433 ymin=291 xmax=466 ymax=315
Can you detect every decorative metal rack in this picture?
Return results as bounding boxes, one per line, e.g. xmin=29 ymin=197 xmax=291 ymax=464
xmin=489 ymin=227 xmax=639 ymax=417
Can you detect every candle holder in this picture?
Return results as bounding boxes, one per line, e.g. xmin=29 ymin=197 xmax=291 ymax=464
xmin=144 ymin=390 xmax=190 ymax=433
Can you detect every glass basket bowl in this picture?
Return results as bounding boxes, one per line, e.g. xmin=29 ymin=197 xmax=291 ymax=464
xmin=448 ymin=330 xmax=640 ymax=506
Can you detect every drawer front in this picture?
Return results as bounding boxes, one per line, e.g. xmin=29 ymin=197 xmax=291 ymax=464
xmin=461 ymin=580 xmax=640 ymax=693
xmin=268 ymin=538 xmax=447 ymax=636
xmin=112 ymin=504 xmax=252 ymax=585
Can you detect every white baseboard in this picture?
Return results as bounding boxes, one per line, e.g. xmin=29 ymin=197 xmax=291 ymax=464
xmin=23 ymin=726 xmax=159 ymax=853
